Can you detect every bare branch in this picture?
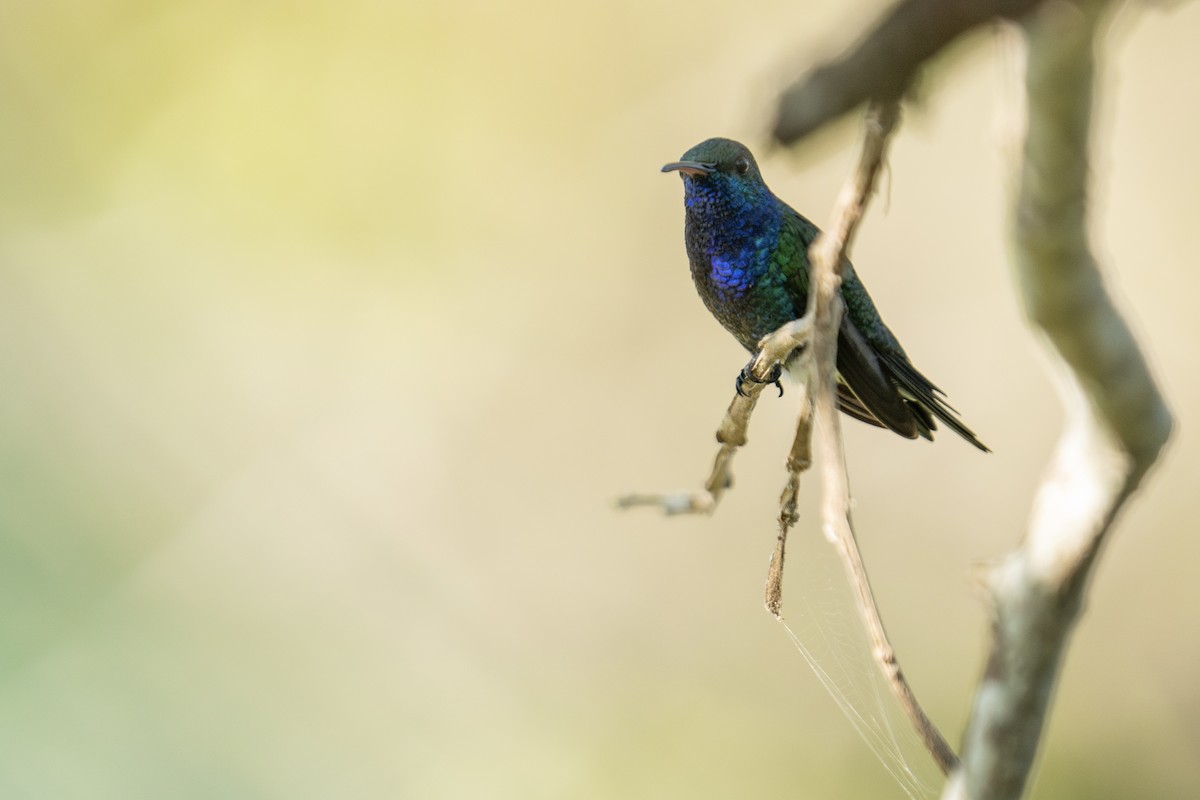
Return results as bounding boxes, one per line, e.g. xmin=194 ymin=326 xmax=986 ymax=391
xmin=772 ymin=0 xmax=1044 ymax=146
xmin=794 ymin=98 xmax=961 ymax=776
xmin=943 ymin=2 xmax=1173 ymax=798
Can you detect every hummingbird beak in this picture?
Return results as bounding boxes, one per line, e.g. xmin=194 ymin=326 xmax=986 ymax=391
xmin=661 ymin=160 xmax=716 ymax=178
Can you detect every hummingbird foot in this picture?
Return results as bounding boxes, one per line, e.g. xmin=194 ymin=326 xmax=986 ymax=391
xmin=742 ymin=316 xmax=814 ymax=399
xmin=735 ymin=361 xmax=784 ymax=398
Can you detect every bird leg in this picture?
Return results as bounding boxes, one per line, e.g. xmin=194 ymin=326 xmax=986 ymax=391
xmin=618 ymin=315 xmax=814 ymax=518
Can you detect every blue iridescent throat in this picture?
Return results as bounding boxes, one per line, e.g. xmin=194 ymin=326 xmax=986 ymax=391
xmin=683 ymin=174 xmax=781 ymax=299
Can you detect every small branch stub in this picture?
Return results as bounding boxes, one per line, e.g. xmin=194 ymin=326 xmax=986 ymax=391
xmin=616 ymin=326 xmax=808 ymax=518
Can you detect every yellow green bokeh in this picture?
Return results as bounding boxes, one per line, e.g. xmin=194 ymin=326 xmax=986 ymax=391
xmin=1 ymin=1 xmax=1197 ymax=798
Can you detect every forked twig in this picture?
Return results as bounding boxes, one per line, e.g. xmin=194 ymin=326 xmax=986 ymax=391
xmin=621 ymin=98 xmax=957 ymax=776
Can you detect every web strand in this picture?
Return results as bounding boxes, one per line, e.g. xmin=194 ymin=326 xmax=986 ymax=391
xmin=775 ymin=527 xmax=941 ymax=800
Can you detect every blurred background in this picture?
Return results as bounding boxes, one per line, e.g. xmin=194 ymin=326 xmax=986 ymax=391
xmin=1 ymin=1 xmax=1197 ymax=797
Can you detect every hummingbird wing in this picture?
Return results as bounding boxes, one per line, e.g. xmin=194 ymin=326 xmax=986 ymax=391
xmin=835 ymin=318 xmax=921 ymax=439
xmin=776 ymin=205 xmax=988 ymax=451
xmin=876 ymin=350 xmax=991 ymax=452
xmin=839 ymin=314 xmax=992 ymax=452
xmin=835 ymin=382 xmax=886 ymax=428
xmin=777 ymin=210 xmax=913 ymax=435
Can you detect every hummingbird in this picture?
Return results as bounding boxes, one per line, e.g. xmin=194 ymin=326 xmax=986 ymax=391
xmin=663 ymin=137 xmax=988 ymax=452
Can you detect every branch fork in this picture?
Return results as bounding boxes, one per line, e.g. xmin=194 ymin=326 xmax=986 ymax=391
xmin=628 ymin=0 xmax=1173 ymax=794
xmin=623 ymin=98 xmax=959 ymax=775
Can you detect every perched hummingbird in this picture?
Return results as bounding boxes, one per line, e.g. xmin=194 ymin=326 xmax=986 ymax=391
xmin=663 ymin=137 xmax=988 ymax=452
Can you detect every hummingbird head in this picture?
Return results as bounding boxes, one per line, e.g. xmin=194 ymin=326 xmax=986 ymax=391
xmin=662 ymin=138 xmax=771 ymax=210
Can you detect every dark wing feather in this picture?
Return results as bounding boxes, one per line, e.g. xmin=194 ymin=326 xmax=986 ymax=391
xmin=836 ymin=382 xmax=886 ymax=428
xmin=775 ymin=206 xmax=987 ymax=451
xmin=878 ymin=351 xmax=991 ymax=453
xmin=835 ymin=318 xmax=919 ymax=439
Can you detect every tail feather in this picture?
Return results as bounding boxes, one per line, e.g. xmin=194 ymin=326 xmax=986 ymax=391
xmin=880 ymin=351 xmax=991 ymax=453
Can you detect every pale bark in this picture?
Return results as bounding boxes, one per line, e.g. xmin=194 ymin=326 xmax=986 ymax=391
xmin=942 ymin=2 xmax=1173 ymax=798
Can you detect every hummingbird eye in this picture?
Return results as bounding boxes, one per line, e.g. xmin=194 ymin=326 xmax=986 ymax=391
xmin=734 ymin=157 xmax=750 ymax=176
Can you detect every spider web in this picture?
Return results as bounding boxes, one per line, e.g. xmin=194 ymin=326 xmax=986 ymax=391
xmin=776 ymin=521 xmax=944 ymax=800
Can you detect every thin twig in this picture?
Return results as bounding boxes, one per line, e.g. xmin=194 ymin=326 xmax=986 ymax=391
xmin=943 ymin=2 xmax=1173 ymax=798
xmin=616 ymin=393 xmax=756 ymax=515
xmin=617 ymin=318 xmax=812 ymax=516
xmin=765 ymin=378 xmax=812 ymax=616
xmin=793 ymin=97 xmax=960 ymax=776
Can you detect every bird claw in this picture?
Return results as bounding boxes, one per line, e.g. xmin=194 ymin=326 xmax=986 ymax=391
xmin=735 ymin=362 xmax=784 ymax=398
